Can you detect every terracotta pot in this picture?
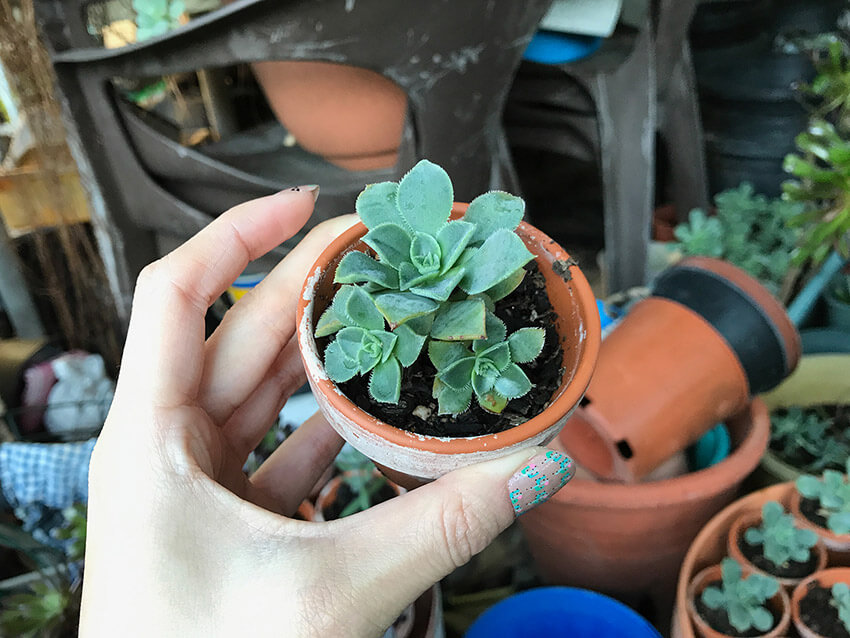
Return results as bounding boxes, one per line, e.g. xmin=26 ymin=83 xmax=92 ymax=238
xmin=791 ymin=567 xmax=850 ymax=638
xmin=727 ymin=508 xmax=828 ymax=589
xmin=559 ymin=256 xmax=800 ymax=482
xmin=313 ymin=472 xmax=405 ymax=522
xmin=686 ymin=563 xmax=791 ymax=638
xmin=653 ymin=204 xmax=679 ymax=242
xmin=296 ymin=203 xmax=600 ymax=487
xmin=251 ymin=60 xmax=407 ymax=171
xmin=294 ymin=499 xmax=316 ymax=521
xmin=673 ymin=483 xmax=796 ymax=638
xmin=789 ymin=489 xmax=850 ymax=562
xmin=519 ymin=400 xmax=770 ymax=608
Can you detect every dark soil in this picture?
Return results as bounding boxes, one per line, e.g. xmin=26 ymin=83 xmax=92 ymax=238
xmin=694 ymin=580 xmax=779 ymax=637
xmin=334 ymin=262 xmax=565 ymax=437
xmin=799 ymin=584 xmax=850 ymax=638
xmin=738 ymin=533 xmax=819 ymax=579
xmin=322 ymin=481 xmax=398 ymax=521
xmin=801 ymin=496 xmax=831 ymax=530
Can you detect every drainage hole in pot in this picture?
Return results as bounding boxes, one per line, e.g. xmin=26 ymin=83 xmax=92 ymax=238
xmin=580 ymin=395 xmax=592 ymax=407
xmin=615 ymin=439 xmax=634 ymax=459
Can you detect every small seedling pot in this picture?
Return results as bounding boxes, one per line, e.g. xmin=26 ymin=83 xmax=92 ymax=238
xmin=313 ymin=471 xmax=405 ymax=522
xmin=686 ymin=563 xmax=791 ymax=638
xmin=791 ymin=568 xmax=850 ymax=638
xmin=726 ymin=508 xmax=828 ymax=590
xmin=559 ymin=256 xmax=800 ymax=482
xmin=789 ymin=489 xmax=850 ymax=559
xmin=297 ymin=204 xmax=600 ymax=487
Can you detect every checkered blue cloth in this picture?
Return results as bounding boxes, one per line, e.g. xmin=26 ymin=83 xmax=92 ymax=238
xmin=0 ymin=439 xmax=95 ymax=552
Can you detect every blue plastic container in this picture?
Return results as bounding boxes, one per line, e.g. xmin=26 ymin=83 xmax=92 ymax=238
xmin=523 ymin=31 xmax=603 ymax=64
xmin=464 ymin=587 xmax=661 ymax=638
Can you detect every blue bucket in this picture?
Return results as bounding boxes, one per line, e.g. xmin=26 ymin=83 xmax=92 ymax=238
xmin=464 ymin=587 xmax=661 ymax=638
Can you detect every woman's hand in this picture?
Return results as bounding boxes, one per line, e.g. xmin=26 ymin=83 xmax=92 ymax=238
xmin=80 ymin=187 xmax=573 ymax=637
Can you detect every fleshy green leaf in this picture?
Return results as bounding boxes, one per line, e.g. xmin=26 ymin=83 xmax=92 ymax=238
xmin=324 ymin=340 xmax=359 ymax=382
xmin=410 ymin=232 xmax=441 ymax=275
xmin=336 ymin=327 xmax=367 ymax=360
xmin=701 ymin=587 xmax=724 ymax=609
xmin=435 ymin=380 xmax=472 ymax=415
xmin=483 ymin=268 xmax=526 ymax=302
xmin=431 ymin=299 xmax=487 ymax=341
xmin=460 ymin=229 xmax=534 ymax=295
xmin=344 ymin=286 xmax=384 ymax=331
xmin=373 ymin=292 xmax=439 ymax=327
xmin=439 ymin=357 xmax=476 ymax=390
xmin=392 ymin=323 xmax=427 ymax=366
xmin=314 ymin=305 xmax=344 ymax=337
xmin=479 ymin=342 xmax=511 ymax=371
xmin=369 ymin=358 xmax=401 ymax=403
xmin=399 ymin=262 xmax=433 ymax=290
xmin=463 ymin=191 xmax=525 ymax=244
xmin=372 ymin=331 xmax=398 ymax=364
xmin=396 ymin=160 xmax=453 ymax=235
xmin=409 ymin=265 xmax=466 ymax=301
xmin=508 ymin=328 xmax=545 ymax=363
xmin=750 ymin=608 xmax=774 ymax=633
xmin=356 ymin=182 xmax=399 ymax=229
xmin=478 ymin=390 xmax=508 ymax=413
xmin=335 ymin=251 xmax=399 ymax=289
xmin=363 ymin=223 xmax=412 ymax=269
xmin=494 ymin=363 xmax=533 ymax=399
xmin=473 ymin=312 xmax=507 ymax=353
xmin=472 ymin=369 xmax=496 ymax=396
xmin=428 ymin=340 xmax=472 ymax=369
xmin=405 ymin=313 xmax=435 ymax=335
xmin=437 ymin=220 xmax=475 ymax=274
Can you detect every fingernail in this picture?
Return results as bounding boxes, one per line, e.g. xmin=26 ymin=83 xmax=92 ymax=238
xmin=286 ymin=184 xmax=320 ymax=202
xmin=507 ymin=450 xmax=574 ymax=516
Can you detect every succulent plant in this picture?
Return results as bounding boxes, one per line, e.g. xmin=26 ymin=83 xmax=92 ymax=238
xmin=333 ymin=446 xmax=392 ymax=518
xmin=700 ymin=558 xmax=780 ymax=634
xmin=133 ymin=0 xmax=186 ymax=41
xmin=744 ymin=501 xmax=819 ymax=568
xmin=832 ymin=582 xmax=850 ymax=634
xmin=428 ymin=313 xmax=544 ymax=415
xmin=796 ymin=459 xmax=850 ymax=535
xmin=770 ymin=406 xmax=850 ymax=473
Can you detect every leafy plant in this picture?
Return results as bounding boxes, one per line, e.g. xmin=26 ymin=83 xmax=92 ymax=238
xmin=770 ymin=406 xmax=850 ymax=473
xmin=832 ymin=582 xmax=850 ymax=634
xmin=52 ymin=504 xmax=87 ymax=563
xmin=700 ymin=558 xmax=780 ymax=634
xmin=674 ymin=183 xmax=803 ymax=294
xmin=332 ymin=447 xmax=392 ymax=518
xmin=428 ymin=315 xmax=544 ymax=415
xmin=133 ymin=0 xmax=186 ymax=41
xmin=317 ymin=160 xmax=543 ymax=412
xmin=743 ymin=501 xmax=819 ymax=568
xmin=796 ymin=458 xmax=850 ymax=534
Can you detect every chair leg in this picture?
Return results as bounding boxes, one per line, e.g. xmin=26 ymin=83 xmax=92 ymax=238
xmin=593 ymin=25 xmax=656 ymax=293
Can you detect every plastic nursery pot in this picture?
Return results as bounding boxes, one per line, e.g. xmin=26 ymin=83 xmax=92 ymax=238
xmin=519 ymin=400 xmax=770 ymax=608
xmin=463 ymin=586 xmax=661 ymax=638
xmin=791 ymin=568 xmax=850 ymax=638
xmin=790 ymin=489 xmax=850 ymax=559
xmin=726 ymin=508 xmax=828 ymax=590
xmin=686 ymin=563 xmax=791 ymax=638
xmin=754 ymin=352 xmax=850 ymax=487
xmin=673 ymin=483 xmax=795 ymax=638
xmin=296 ymin=203 xmax=600 ymax=487
xmin=312 ymin=472 xmax=405 ymax=522
xmin=559 ymin=256 xmax=800 ymax=482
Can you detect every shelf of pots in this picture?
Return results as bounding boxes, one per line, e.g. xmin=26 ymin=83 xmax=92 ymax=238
xmin=675 ymin=468 xmax=850 ymax=638
xmin=296 ymin=159 xmax=601 ymax=489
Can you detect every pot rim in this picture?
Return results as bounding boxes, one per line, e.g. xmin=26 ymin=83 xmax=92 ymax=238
xmin=296 ymin=203 xmax=601 ymax=455
xmin=789 ymin=489 xmax=850 ymax=547
xmin=791 ymin=567 xmax=850 ymax=638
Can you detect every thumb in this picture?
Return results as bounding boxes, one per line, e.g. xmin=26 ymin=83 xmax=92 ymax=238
xmin=337 ymin=447 xmax=574 ymax=629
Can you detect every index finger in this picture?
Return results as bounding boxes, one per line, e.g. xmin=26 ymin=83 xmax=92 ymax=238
xmin=116 ymin=187 xmax=319 ymax=408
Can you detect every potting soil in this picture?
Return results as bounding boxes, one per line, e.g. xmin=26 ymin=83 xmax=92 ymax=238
xmin=694 ymin=580 xmax=779 ymax=637
xmin=799 ymin=584 xmax=850 ymax=638
xmin=737 ymin=535 xmax=819 ymax=579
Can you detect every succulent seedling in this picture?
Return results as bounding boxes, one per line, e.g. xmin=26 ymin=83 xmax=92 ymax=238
xmin=133 ymin=0 xmax=186 ymax=41
xmin=832 ymin=582 xmax=850 ymax=634
xmin=744 ymin=501 xmax=818 ymax=568
xmin=700 ymin=558 xmax=780 ymax=634
xmin=796 ymin=458 xmax=850 ymax=535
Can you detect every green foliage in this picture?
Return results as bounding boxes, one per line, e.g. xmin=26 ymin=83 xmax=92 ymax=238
xmin=796 ymin=458 xmax=850 ymax=534
xmin=318 ymin=160 xmax=539 ymax=412
xmin=770 ymin=407 xmax=850 ymax=473
xmin=674 ymin=183 xmax=803 ymax=294
xmin=743 ymin=501 xmax=818 ymax=568
xmin=52 ymin=504 xmax=87 ymax=563
xmin=833 ymin=273 xmax=850 ymax=304
xmin=428 ymin=314 xmax=545 ymax=415
xmin=133 ymin=0 xmax=185 ymax=41
xmin=0 ymin=580 xmax=71 ymax=638
xmin=700 ymin=558 xmax=779 ymax=634
xmin=832 ymin=582 xmax=850 ymax=634
xmin=333 ymin=447 xmax=391 ymax=518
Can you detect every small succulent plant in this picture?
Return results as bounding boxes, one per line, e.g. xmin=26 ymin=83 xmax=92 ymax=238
xmin=744 ymin=501 xmax=819 ymax=568
xmin=318 ymin=160 xmax=543 ymax=412
xmin=770 ymin=407 xmax=850 ymax=473
xmin=796 ymin=459 xmax=850 ymax=535
xmin=133 ymin=0 xmax=186 ymax=42
xmin=701 ymin=558 xmax=780 ymax=634
xmin=428 ymin=314 xmax=544 ymax=415
xmin=832 ymin=582 xmax=850 ymax=634
xmin=332 ymin=446 xmax=393 ymax=518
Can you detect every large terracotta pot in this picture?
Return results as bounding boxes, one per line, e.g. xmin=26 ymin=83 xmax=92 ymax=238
xmin=686 ymin=563 xmax=791 ymax=638
xmin=251 ymin=60 xmax=407 ymax=171
xmin=519 ymin=400 xmax=770 ymax=608
xmin=726 ymin=507 xmax=828 ymax=590
xmin=559 ymin=257 xmax=800 ymax=482
xmin=673 ymin=483 xmax=795 ymax=638
xmin=296 ymin=203 xmax=601 ymax=488
xmin=791 ymin=567 xmax=850 ymax=638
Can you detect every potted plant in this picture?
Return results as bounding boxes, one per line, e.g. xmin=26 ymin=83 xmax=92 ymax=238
xmin=687 ymin=557 xmax=790 ymax=638
xmin=792 ymin=460 xmax=850 ymax=555
xmin=296 ymin=160 xmax=600 ymax=486
xmin=727 ymin=500 xmax=827 ymax=589
xmin=791 ymin=567 xmax=850 ymax=638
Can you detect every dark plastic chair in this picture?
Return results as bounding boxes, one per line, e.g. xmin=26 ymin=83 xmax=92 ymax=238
xmin=33 ymin=0 xmax=553 ymax=320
